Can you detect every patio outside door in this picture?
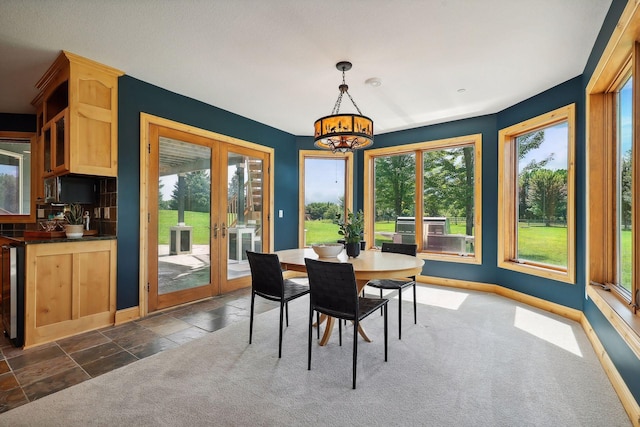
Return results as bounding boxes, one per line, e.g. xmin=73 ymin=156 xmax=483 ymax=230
xmin=147 ymin=123 xmax=270 ymax=311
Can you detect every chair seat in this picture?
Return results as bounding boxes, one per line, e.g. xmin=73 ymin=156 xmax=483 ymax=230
xmin=283 ymin=279 xmax=311 ymax=301
xmin=367 ymin=278 xmax=415 ymax=290
xmin=315 ymin=296 xmax=387 ymax=321
xmin=357 ymin=297 xmax=388 ymax=318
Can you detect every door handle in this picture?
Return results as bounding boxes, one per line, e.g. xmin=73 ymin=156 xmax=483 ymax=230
xmin=221 ymin=222 xmax=227 ymax=238
xmin=213 ymin=223 xmax=218 ymax=238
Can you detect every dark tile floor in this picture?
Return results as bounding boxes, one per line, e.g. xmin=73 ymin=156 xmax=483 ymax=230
xmin=0 ymin=287 xmax=280 ymax=414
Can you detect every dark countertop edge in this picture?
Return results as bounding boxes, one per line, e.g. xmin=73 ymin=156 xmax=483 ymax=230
xmin=2 ymin=235 xmax=117 ymax=245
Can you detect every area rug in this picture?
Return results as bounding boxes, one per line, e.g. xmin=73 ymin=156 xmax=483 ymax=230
xmin=0 ymin=285 xmax=630 ymax=426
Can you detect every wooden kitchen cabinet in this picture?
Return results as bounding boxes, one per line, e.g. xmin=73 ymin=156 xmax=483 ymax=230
xmin=23 ymin=239 xmax=116 ymax=348
xmin=31 ymin=51 xmax=123 ymax=177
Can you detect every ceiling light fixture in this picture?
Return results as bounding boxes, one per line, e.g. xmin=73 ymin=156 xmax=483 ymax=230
xmin=365 ymin=77 xmax=382 ymax=87
xmin=314 ymin=61 xmax=373 ymax=153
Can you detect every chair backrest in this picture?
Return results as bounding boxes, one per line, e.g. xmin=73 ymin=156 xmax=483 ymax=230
xmin=381 ymin=242 xmax=417 ymax=257
xmin=246 ymin=251 xmax=284 ymax=298
xmin=304 ymin=258 xmax=358 ymax=319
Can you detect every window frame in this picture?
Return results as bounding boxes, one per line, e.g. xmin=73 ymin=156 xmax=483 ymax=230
xmin=363 ymin=133 xmax=482 ymax=264
xmin=0 ymin=131 xmax=37 ymax=223
xmin=298 ymin=150 xmax=353 ymax=248
xmin=498 ymin=104 xmax=576 ymax=284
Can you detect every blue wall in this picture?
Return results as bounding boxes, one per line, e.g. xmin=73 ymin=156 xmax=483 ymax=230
xmin=117 ymin=76 xmax=298 ymax=309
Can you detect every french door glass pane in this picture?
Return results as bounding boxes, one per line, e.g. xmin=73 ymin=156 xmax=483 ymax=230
xmin=303 ymin=157 xmax=346 ymax=246
xmin=617 ymin=76 xmax=633 ymax=292
xmin=157 ymin=137 xmax=211 ymax=295
xmin=227 ymin=152 xmax=263 ymax=279
xmin=373 ymin=153 xmax=416 ymax=247
xmin=515 ymin=122 xmax=569 ymax=267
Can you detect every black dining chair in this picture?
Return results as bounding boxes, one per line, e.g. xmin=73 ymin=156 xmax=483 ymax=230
xmin=366 ymin=242 xmax=418 ymax=340
xmin=304 ymin=258 xmax=388 ymax=389
xmin=246 ymin=251 xmax=310 ymax=358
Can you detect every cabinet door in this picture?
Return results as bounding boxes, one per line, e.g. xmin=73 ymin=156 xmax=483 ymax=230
xmin=51 ymin=109 xmax=69 ymax=175
xmin=41 ymin=109 xmax=69 ymax=177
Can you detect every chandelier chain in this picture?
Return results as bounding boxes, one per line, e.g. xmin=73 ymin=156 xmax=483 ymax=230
xmin=330 ymin=68 xmax=363 ymax=116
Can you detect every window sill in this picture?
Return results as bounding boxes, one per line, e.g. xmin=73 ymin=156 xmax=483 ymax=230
xmin=587 ymin=285 xmax=640 ymax=360
xmin=420 ymin=252 xmax=481 ymax=265
xmin=498 ymin=259 xmax=574 ymax=284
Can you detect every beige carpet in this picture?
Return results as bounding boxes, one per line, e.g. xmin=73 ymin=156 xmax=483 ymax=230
xmin=0 ymin=285 xmax=630 ymax=426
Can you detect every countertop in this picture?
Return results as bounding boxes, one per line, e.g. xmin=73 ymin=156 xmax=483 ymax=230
xmin=1 ymin=232 xmax=116 ymax=245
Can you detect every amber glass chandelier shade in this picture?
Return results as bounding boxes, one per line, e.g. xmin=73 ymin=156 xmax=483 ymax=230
xmin=314 ymin=113 xmax=374 ymax=152
xmin=313 ymin=61 xmax=374 ymax=153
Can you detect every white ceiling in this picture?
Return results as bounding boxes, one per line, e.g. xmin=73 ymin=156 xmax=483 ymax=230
xmin=0 ymin=0 xmax=612 ymax=137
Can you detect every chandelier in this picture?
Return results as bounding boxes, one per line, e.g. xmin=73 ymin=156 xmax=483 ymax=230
xmin=314 ymin=61 xmax=374 ymax=153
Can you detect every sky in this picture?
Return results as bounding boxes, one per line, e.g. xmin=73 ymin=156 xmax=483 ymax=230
xmin=304 ymin=157 xmax=346 ymax=204
xmin=519 ymin=122 xmax=569 ymax=171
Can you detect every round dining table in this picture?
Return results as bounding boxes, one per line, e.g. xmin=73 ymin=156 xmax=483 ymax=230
xmin=274 ymin=248 xmax=424 ymax=346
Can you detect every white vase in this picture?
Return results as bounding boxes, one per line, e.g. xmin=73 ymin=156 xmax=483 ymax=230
xmin=65 ymin=224 xmax=84 ymax=239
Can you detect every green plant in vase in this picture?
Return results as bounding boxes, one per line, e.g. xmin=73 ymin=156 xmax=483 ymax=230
xmin=64 ymin=203 xmax=85 ymax=239
xmin=336 ymin=209 xmax=364 ymax=257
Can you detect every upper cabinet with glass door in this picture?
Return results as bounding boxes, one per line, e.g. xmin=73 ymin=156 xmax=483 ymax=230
xmin=31 ymin=51 xmax=123 ymax=178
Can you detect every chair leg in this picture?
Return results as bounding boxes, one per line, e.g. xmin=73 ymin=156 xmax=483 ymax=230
xmin=413 ymin=283 xmax=417 ymax=324
xmin=353 ymin=319 xmax=358 ymax=389
xmin=278 ymin=301 xmax=284 ymax=358
xmin=249 ymin=292 xmax=255 ymax=344
xmin=285 ymin=301 xmax=289 ymax=326
xmin=338 ymin=317 xmax=342 ymax=346
xmin=308 ymin=306 xmax=313 ymax=370
xmin=398 ymin=288 xmax=403 ymax=340
xmin=380 ymin=289 xmax=383 ymax=316
xmin=384 ymin=304 xmax=388 ymax=362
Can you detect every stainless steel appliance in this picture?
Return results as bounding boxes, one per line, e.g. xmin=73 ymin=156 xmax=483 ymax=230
xmin=1 ymin=244 xmax=25 ymax=347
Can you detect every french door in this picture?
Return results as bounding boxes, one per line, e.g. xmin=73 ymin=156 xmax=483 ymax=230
xmin=147 ymin=123 xmax=269 ymax=312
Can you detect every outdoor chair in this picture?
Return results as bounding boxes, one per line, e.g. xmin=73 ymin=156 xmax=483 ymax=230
xmin=304 ymin=258 xmax=388 ymax=389
xmin=247 ymin=251 xmax=309 ymax=358
xmin=366 ymin=242 xmax=418 ymax=339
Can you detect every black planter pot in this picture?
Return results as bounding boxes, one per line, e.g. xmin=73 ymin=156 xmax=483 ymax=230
xmin=345 ymin=242 xmax=360 ymax=258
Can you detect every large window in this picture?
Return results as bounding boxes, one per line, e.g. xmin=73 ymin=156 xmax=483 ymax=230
xmin=498 ymin=104 xmax=575 ymax=283
xmin=588 ymin=42 xmax=639 ymax=316
xmin=298 ymin=150 xmax=353 ymax=247
xmin=0 ymin=132 xmax=35 ymax=223
xmin=364 ymin=134 xmax=482 ymax=263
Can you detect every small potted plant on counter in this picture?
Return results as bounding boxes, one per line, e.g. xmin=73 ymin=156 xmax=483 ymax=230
xmin=336 ymin=209 xmax=364 ymax=258
xmin=64 ymin=203 xmax=85 ymax=239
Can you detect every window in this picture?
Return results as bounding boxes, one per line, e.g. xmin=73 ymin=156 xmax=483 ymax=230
xmin=298 ymin=150 xmax=353 ymax=247
xmin=364 ymin=134 xmax=482 ymax=264
xmin=498 ymin=104 xmax=575 ymax=283
xmin=0 ymin=132 xmax=36 ymax=223
xmin=586 ymin=6 xmax=640 ymax=355
xmin=589 ymin=44 xmax=639 ymax=313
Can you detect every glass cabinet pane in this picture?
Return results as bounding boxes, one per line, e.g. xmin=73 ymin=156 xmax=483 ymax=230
xmin=55 ymin=115 xmax=65 ymax=169
xmin=43 ymin=128 xmax=52 ymax=173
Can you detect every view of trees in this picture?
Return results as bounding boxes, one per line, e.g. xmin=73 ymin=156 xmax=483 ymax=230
xmin=621 ymin=149 xmax=632 ymax=230
xmin=0 ymin=173 xmax=18 ymax=214
xmin=517 ymin=130 xmax=567 ymax=226
xmin=164 ymin=171 xmax=211 ymax=213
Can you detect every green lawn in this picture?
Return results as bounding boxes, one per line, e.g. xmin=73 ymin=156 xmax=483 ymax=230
xmin=158 ymin=210 xmax=211 ymax=245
